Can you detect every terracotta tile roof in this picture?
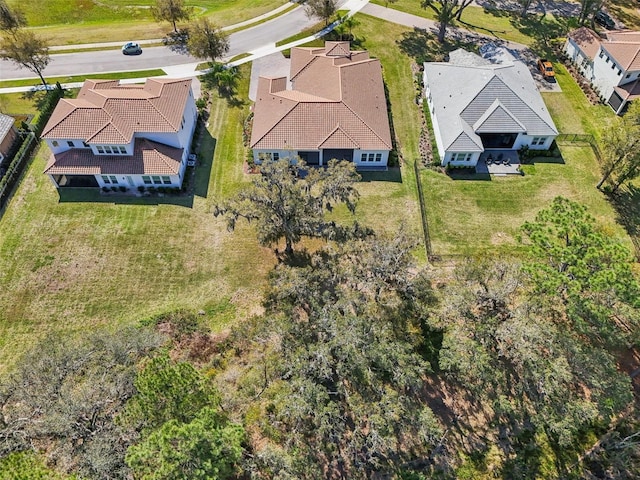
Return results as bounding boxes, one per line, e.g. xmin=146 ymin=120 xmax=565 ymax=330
xmin=568 ymin=27 xmax=602 ymax=61
xmin=43 ymin=138 xmax=183 ymax=175
xmin=601 ymin=42 xmax=640 ymax=71
xmin=42 ymin=78 xmax=192 ymax=143
xmin=251 ymin=42 xmax=392 ymax=152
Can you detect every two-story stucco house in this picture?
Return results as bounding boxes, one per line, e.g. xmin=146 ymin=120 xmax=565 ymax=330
xmin=565 ymin=27 xmax=640 ymax=114
xmin=41 ymin=78 xmax=197 ymax=189
xmin=250 ymin=41 xmax=392 ymax=169
xmin=424 ymin=49 xmax=558 ymax=168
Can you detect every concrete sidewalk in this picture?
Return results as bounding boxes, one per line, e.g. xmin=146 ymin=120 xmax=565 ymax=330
xmin=48 ymin=2 xmax=300 ymax=52
xmin=0 ymin=0 xmax=370 ymax=94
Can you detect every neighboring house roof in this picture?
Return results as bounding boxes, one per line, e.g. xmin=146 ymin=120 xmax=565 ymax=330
xmin=44 ymin=138 xmax=183 ymax=176
xmin=424 ymin=51 xmax=557 ymax=152
xmin=41 ymin=78 xmax=192 ymax=143
xmin=250 ymin=42 xmax=392 ymax=152
xmin=0 ymin=113 xmax=15 ymax=143
xmin=569 ymin=27 xmax=640 ymax=71
xmin=614 ymin=78 xmax=640 ymax=100
xmin=568 ymin=27 xmax=602 ymax=61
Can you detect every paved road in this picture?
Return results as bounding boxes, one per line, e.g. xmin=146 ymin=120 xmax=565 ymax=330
xmin=0 ymin=4 xmax=321 ymax=81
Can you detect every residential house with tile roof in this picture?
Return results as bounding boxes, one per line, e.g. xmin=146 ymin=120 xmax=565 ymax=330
xmin=0 ymin=113 xmax=18 ymax=165
xmin=250 ymin=42 xmax=393 ymax=169
xmin=41 ymin=78 xmax=197 ymax=189
xmin=565 ymin=27 xmax=640 ymax=114
xmin=423 ymin=49 xmax=557 ymax=168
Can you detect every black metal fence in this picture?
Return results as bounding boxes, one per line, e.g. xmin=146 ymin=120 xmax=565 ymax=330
xmin=412 ymin=159 xmax=433 ymax=260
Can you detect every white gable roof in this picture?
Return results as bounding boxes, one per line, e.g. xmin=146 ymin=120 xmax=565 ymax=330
xmin=424 ymin=51 xmax=557 ymax=152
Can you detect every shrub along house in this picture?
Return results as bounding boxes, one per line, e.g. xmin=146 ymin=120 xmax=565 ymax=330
xmin=424 ymin=49 xmax=557 ymax=169
xmin=41 ymin=78 xmax=197 ymax=189
xmin=564 ymin=27 xmax=640 ymax=114
xmin=250 ymin=41 xmax=392 ymax=169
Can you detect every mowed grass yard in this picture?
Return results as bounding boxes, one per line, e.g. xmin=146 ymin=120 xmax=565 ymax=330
xmin=0 ymin=15 xmax=425 ymax=371
xmin=421 ymin=58 xmax=629 ymax=256
xmin=0 ymin=68 xmax=277 ymax=370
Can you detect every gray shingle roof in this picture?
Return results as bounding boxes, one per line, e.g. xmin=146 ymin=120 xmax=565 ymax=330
xmin=0 ymin=113 xmax=15 ymax=142
xmin=424 ymin=53 xmax=557 ymax=152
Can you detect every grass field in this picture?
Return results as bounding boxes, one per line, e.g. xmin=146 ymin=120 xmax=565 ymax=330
xmin=0 ymin=14 xmax=426 ymax=371
xmin=0 ymin=65 xmax=276 ymax=371
xmin=419 ymin=49 xmax=628 ymax=256
xmin=7 ymin=0 xmax=289 ymax=45
xmin=0 ymin=70 xmax=167 ymax=90
xmin=370 ymin=0 xmax=572 ymax=48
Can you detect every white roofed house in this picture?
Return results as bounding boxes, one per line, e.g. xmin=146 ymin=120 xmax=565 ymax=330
xmin=41 ymin=78 xmax=198 ymax=190
xmin=423 ymin=49 xmax=558 ymax=170
xmin=565 ymin=27 xmax=640 ymax=114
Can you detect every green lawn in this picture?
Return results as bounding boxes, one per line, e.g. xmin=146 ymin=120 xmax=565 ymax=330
xmin=0 ymin=65 xmax=275 ymax=371
xmin=9 ymin=0 xmax=289 ymax=45
xmin=0 ymin=70 xmax=167 ymax=90
xmin=370 ymin=0 xmax=572 ymax=48
xmin=0 ymin=16 xmax=427 ymax=370
xmin=420 ymin=60 xmax=628 ymax=256
xmin=542 ymin=64 xmax=618 ymax=139
xmin=422 ymin=145 xmax=629 ymax=256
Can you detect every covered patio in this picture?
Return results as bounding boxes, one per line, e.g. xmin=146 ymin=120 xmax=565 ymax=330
xmin=476 ymin=150 xmax=522 ymax=176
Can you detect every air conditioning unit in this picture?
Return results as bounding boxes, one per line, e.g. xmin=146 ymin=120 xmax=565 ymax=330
xmin=187 ymin=153 xmax=197 ymax=167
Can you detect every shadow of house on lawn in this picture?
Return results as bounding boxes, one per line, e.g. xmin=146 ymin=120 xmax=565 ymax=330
xmin=194 ymin=128 xmax=215 ymax=199
xmin=57 ymin=188 xmax=194 ymax=208
xmin=396 ymin=27 xmax=479 ymax=65
xmin=359 ymin=167 xmax=402 ymax=183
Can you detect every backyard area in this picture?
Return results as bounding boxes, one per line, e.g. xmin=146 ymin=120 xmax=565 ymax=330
xmin=0 ymin=15 xmax=425 ymax=372
xmin=420 ymin=60 xmax=631 ymax=257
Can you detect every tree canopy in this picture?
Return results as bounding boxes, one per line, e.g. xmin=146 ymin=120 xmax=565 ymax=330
xmin=0 ymin=0 xmax=25 ymax=34
xmin=0 ymin=327 xmax=163 ymax=478
xmin=597 ymin=102 xmax=640 ymax=193
xmin=231 ymin=233 xmax=443 ymax=478
xmin=435 ymin=259 xmax=633 ymax=455
xmin=520 ymin=196 xmax=640 ymax=347
xmin=151 ymin=0 xmax=192 ymax=33
xmin=0 ymin=29 xmax=50 ymax=88
xmin=123 ymin=355 xmax=244 ymax=480
xmin=214 ymin=158 xmax=361 ymax=255
xmin=186 ymin=18 xmax=229 ymax=64
xmin=304 ymin=0 xmax=338 ymax=26
xmin=421 ymin=0 xmax=473 ymax=43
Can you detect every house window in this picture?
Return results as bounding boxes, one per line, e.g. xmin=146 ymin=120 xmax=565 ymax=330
xmin=109 ymin=176 xmax=118 ymax=184
xmin=599 ymin=51 xmax=604 ymax=58
xmin=119 ymin=146 xmax=127 ymax=154
xmin=375 ymin=153 xmax=382 ymax=162
xmin=181 ymin=117 xmax=185 ymax=130
xmin=52 ymin=141 xmax=59 ymax=147
xmin=101 ymin=175 xmax=110 ymax=184
xmin=360 ymin=153 xmax=376 ymax=162
xmin=611 ymin=63 xmax=615 ymax=70
xmin=67 ymin=141 xmax=74 ymax=147
xmin=258 ymin=152 xmax=273 ymax=161
xmin=152 ymin=176 xmax=162 ymax=184
xmin=531 ymin=137 xmax=547 ymax=146
xmin=273 ymin=152 xmax=279 ymax=160
xmin=97 ymin=146 xmax=104 ymax=153
xmin=142 ymin=176 xmax=152 ymax=184
xmin=162 ymin=176 xmax=171 ymax=184
xmin=626 ymin=73 xmax=631 ymax=78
